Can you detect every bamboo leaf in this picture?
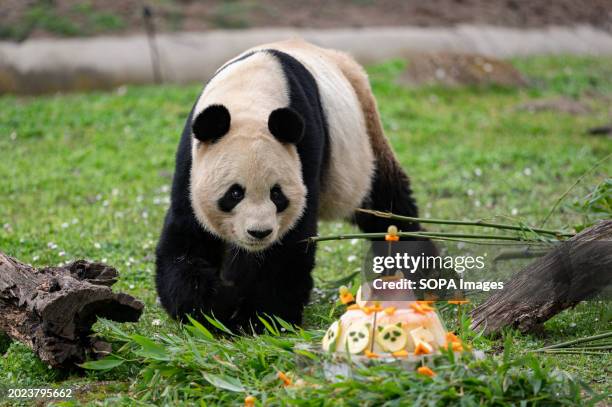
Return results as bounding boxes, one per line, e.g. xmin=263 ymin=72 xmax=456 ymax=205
xmin=202 ymin=372 xmax=245 ymax=392
xmin=131 ymin=334 xmax=170 ymax=360
xmin=203 ymin=314 xmax=234 ymax=335
xmin=258 ymin=315 xmax=280 ymax=336
xmin=534 ymin=331 xmax=612 ymax=351
xmin=80 ymin=356 xmax=124 ymax=370
xmin=187 ymin=314 xmax=215 ymax=340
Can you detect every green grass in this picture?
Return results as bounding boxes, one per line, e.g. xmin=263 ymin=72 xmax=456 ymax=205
xmin=0 ymin=55 xmax=610 ymax=405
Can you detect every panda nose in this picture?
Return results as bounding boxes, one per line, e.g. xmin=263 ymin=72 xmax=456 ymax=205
xmin=247 ymin=229 xmax=272 ymax=239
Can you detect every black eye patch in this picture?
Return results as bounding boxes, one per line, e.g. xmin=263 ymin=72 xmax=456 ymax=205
xmin=218 ymin=184 xmax=245 ymax=212
xmin=270 ymin=184 xmax=289 ymax=213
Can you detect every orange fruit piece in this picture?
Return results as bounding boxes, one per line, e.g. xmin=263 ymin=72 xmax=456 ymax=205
xmin=410 ymin=302 xmax=433 ymax=314
xmin=417 ymin=366 xmax=436 ymax=377
xmin=391 ymin=349 xmax=409 ymax=358
xmin=414 ymin=341 xmax=433 ymax=355
xmin=244 ymin=395 xmax=256 ymax=406
xmin=364 ymin=304 xmax=383 ymax=314
xmin=340 ymin=292 xmax=355 ymax=304
xmin=451 ymin=342 xmax=464 ymax=352
xmin=416 ymin=301 xmax=435 ymax=311
xmin=277 ymin=371 xmax=292 ymax=386
xmin=445 ymin=332 xmax=461 ymax=343
xmin=384 ymin=306 xmax=396 ymax=315
xmin=364 ymin=350 xmax=380 ymax=358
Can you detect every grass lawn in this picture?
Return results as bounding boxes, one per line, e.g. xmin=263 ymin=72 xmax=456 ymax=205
xmin=0 ymin=55 xmax=610 ymax=405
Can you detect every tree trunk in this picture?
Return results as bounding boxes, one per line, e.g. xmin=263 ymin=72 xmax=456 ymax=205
xmin=470 ymin=220 xmax=612 ymax=335
xmin=0 ymin=252 xmax=144 ymax=368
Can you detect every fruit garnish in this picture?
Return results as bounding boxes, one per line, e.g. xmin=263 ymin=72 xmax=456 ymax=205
xmin=409 ymin=302 xmax=433 ymax=314
xmin=383 ymin=306 xmax=396 ymax=315
xmin=415 ymin=301 xmax=435 ymax=311
xmin=385 ymin=225 xmax=399 ymax=241
xmin=451 ymin=342 xmax=464 ymax=352
xmin=339 ymin=285 xmax=355 ymax=304
xmin=417 ymin=366 xmax=436 ymax=377
xmin=345 ymin=322 xmax=371 ymax=354
xmin=363 ymin=303 xmax=383 ymax=314
xmin=445 ymin=332 xmax=461 ymax=344
xmin=277 ymin=371 xmax=292 ymax=386
xmin=410 ymin=327 xmax=434 ymax=346
xmin=391 ymin=349 xmax=409 ymax=358
xmin=414 ymin=341 xmax=433 ymax=355
xmin=322 ymin=321 xmax=341 ymax=352
xmin=376 ymin=324 xmax=408 ymax=352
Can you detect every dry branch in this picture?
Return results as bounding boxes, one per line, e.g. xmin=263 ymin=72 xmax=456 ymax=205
xmin=0 ymin=251 xmax=144 ymax=368
xmin=470 ymin=220 xmax=612 ymax=335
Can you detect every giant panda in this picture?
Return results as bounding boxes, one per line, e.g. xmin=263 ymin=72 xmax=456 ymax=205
xmin=156 ymin=39 xmax=435 ymax=331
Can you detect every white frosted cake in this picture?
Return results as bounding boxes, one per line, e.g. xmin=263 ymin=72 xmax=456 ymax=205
xmin=322 ymin=286 xmax=463 ymax=358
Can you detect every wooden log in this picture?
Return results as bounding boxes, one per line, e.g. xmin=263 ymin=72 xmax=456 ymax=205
xmin=0 ymin=252 xmax=144 ymax=368
xmin=470 ymin=220 xmax=612 ymax=335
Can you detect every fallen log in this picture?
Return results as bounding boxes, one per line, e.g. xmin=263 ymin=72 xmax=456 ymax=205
xmin=0 ymin=252 xmax=144 ymax=368
xmin=471 ymin=220 xmax=612 ymax=335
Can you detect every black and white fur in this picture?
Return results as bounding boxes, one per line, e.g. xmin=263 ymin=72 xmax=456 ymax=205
xmin=156 ymin=40 xmax=435 ymax=331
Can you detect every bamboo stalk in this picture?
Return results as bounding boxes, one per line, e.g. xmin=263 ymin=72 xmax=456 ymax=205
xmin=308 ymin=231 xmax=537 ymax=244
xmin=534 ymin=331 xmax=612 ymax=351
xmin=575 ymin=343 xmax=612 ymax=349
xmin=538 ymin=350 xmax=608 ymax=355
xmin=357 ymin=209 xmax=573 ymax=238
xmin=552 ymin=345 xmax=612 ymax=351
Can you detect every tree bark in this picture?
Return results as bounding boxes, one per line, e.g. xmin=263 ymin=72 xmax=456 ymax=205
xmin=470 ymin=220 xmax=612 ymax=335
xmin=0 ymin=252 xmax=144 ymax=368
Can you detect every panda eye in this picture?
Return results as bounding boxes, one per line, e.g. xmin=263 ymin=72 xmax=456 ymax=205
xmin=218 ymin=184 xmax=245 ymax=212
xmin=270 ymin=186 xmax=282 ymax=201
xmin=270 ymin=184 xmax=289 ymax=213
xmin=230 ymin=184 xmax=244 ymax=200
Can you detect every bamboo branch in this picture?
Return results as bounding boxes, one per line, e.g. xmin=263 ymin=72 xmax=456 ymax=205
xmin=534 ymin=331 xmax=612 ymax=351
xmin=538 ymin=350 xmax=608 ymax=355
xmin=357 ymin=209 xmax=573 ymax=238
xmin=308 ymin=231 xmax=542 ymax=244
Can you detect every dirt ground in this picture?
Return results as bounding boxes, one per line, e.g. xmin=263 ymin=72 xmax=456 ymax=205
xmin=2 ymin=0 xmax=612 ymax=41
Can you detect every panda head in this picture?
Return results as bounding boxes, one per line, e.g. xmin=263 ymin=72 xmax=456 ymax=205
xmin=189 ymin=104 xmax=307 ymax=252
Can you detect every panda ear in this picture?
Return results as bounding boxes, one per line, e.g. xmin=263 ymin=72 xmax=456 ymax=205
xmin=192 ymin=104 xmax=231 ymax=143
xmin=268 ymin=107 xmax=304 ymax=144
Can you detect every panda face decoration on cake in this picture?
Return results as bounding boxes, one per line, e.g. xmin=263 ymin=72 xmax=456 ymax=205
xmin=189 ymin=104 xmax=307 ymax=252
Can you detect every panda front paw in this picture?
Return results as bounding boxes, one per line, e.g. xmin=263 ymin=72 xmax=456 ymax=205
xmin=155 ymin=256 xmax=221 ymax=319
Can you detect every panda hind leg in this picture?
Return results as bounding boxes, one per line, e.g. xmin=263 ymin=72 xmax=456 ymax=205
xmin=353 ymin=157 xmax=439 ymax=259
xmin=354 ymin=157 xmax=420 ymax=234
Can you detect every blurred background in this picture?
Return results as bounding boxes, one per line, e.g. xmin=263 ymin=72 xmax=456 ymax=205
xmin=1 ymin=0 xmax=612 ymax=94
xmin=3 ymin=0 xmax=612 ymax=38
